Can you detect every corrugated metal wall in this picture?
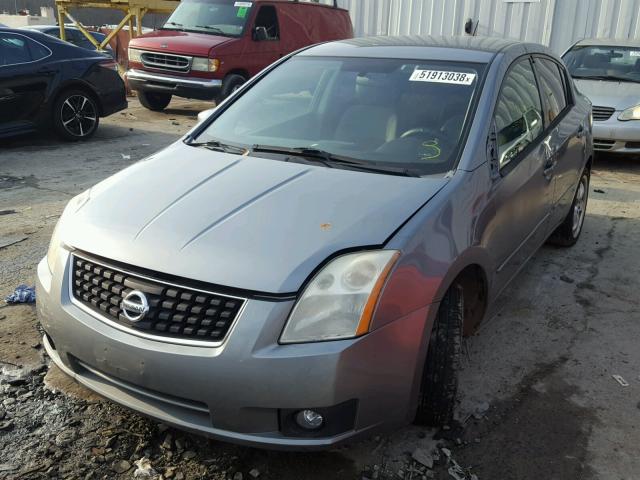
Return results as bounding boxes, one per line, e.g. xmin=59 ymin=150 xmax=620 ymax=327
xmin=322 ymin=0 xmax=640 ymax=53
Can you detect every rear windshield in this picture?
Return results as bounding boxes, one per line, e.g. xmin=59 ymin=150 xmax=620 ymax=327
xmin=563 ymin=44 xmax=640 ymax=83
xmin=196 ymin=56 xmax=486 ymax=176
xmin=162 ymin=0 xmax=252 ymax=37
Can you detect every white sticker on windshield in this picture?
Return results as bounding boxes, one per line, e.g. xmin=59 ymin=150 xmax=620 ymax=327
xmin=234 ymin=1 xmax=252 ymax=7
xmin=410 ymin=70 xmax=476 ymax=85
xmin=630 ymin=51 xmax=640 ymax=57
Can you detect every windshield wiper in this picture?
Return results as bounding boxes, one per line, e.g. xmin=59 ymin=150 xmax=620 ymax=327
xmin=162 ymin=21 xmax=184 ymax=30
xmin=188 ymin=140 xmax=248 ymax=155
xmin=572 ymin=74 xmax=638 ymax=83
xmin=194 ymin=25 xmax=226 ymax=35
xmin=251 ymin=145 xmax=420 ymax=177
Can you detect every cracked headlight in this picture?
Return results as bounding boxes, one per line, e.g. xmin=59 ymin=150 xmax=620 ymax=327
xmin=280 ymin=250 xmax=400 ymax=344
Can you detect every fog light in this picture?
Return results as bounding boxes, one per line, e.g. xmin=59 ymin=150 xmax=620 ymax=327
xmin=295 ymin=409 xmax=324 ymax=430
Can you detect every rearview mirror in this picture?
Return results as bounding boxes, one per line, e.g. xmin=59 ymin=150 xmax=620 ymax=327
xmin=253 ymin=26 xmax=268 ymax=41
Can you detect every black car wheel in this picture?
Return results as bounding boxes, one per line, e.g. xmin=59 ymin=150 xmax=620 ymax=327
xmin=547 ymin=167 xmax=590 ymax=247
xmin=216 ymin=74 xmax=246 ymax=104
xmin=138 ymin=91 xmax=172 ymax=111
xmin=415 ymin=284 xmax=463 ymax=426
xmin=53 ymin=90 xmax=100 ymax=141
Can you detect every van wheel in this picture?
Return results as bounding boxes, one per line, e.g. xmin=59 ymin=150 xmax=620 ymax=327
xmin=138 ymin=91 xmax=172 ymax=111
xmin=216 ymin=74 xmax=246 ymax=104
xmin=53 ymin=89 xmax=100 ymax=141
xmin=415 ymin=284 xmax=463 ymax=426
xmin=547 ymin=168 xmax=590 ymax=247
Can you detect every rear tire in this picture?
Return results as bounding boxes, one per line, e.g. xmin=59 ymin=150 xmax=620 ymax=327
xmin=138 ymin=91 xmax=172 ymax=111
xmin=415 ymin=285 xmax=463 ymax=426
xmin=547 ymin=168 xmax=590 ymax=247
xmin=52 ymin=89 xmax=100 ymax=141
xmin=216 ymin=74 xmax=246 ymax=104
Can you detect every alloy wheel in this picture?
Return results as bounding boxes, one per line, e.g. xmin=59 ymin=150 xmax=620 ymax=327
xmin=60 ymin=95 xmax=97 ymax=138
xmin=572 ymin=175 xmax=588 ymax=237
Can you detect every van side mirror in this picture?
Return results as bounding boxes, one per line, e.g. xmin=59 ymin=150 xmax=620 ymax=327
xmin=253 ymin=26 xmax=269 ymax=41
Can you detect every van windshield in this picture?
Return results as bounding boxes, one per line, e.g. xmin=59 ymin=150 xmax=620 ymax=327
xmin=162 ymin=0 xmax=252 ymax=37
xmin=195 ymin=56 xmax=486 ymax=176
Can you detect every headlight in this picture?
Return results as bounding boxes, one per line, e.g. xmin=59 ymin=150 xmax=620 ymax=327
xmin=280 ymin=250 xmax=400 ymax=344
xmin=46 ymin=189 xmax=91 ymax=273
xmin=191 ymin=57 xmax=220 ymax=72
xmin=618 ymin=105 xmax=640 ymax=121
xmin=128 ymin=48 xmax=142 ymax=63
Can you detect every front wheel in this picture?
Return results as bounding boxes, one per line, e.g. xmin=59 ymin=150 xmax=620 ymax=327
xmin=138 ymin=91 xmax=172 ymax=111
xmin=415 ymin=285 xmax=463 ymax=426
xmin=216 ymin=74 xmax=246 ymax=104
xmin=547 ymin=168 xmax=590 ymax=247
xmin=53 ymin=89 xmax=100 ymax=141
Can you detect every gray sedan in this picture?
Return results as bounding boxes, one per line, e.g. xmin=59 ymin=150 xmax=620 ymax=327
xmin=563 ymin=38 xmax=640 ymax=153
xmin=37 ymin=36 xmax=592 ymax=449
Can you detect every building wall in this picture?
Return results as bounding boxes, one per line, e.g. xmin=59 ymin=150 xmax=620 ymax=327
xmin=327 ymin=0 xmax=640 ymax=53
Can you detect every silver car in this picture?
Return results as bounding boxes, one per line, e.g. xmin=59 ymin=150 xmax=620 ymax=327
xmin=563 ymin=38 xmax=640 ymax=154
xmin=38 ymin=36 xmax=592 ymax=449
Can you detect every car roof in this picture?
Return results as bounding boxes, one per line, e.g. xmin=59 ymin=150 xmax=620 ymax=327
xmin=573 ymin=38 xmax=640 ymax=48
xmin=300 ymin=35 xmax=552 ymax=63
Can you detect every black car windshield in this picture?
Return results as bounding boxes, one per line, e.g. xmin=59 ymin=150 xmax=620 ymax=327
xmin=162 ymin=0 xmax=251 ymax=37
xmin=195 ymin=56 xmax=486 ymax=176
xmin=563 ymin=45 xmax=640 ymax=83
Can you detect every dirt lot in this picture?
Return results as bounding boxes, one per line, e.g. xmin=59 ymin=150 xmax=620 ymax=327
xmin=1 ymin=98 xmax=639 ymax=480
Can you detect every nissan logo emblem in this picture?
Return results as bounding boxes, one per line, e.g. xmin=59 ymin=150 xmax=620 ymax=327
xmin=121 ymin=290 xmax=149 ymax=322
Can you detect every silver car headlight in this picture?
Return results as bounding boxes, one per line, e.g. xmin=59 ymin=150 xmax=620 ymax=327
xmin=128 ymin=48 xmax=143 ymax=63
xmin=280 ymin=250 xmax=400 ymax=344
xmin=618 ymin=104 xmax=640 ymax=121
xmin=46 ymin=189 xmax=91 ymax=273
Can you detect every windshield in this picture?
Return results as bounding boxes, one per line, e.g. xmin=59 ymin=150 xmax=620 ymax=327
xmin=195 ymin=56 xmax=485 ymax=176
xmin=563 ymin=45 xmax=640 ymax=82
xmin=162 ymin=0 xmax=252 ymax=37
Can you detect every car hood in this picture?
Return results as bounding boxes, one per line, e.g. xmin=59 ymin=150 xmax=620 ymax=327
xmin=574 ymin=78 xmax=640 ymax=110
xmin=128 ymin=30 xmax=232 ymax=56
xmin=64 ymin=143 xmax=447 ymax=294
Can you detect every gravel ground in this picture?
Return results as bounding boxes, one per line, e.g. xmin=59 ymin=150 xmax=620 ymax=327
xmin=1 ymin=98 xmax=639 ymax=480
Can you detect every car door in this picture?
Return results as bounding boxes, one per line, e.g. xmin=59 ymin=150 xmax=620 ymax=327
xmin=532 ymin=55 xmax=586 ymax=229
xmin=0 ymin=33 xmax=52 ymax=131
xmin=484 ymin=56 xmax=555 ymax=293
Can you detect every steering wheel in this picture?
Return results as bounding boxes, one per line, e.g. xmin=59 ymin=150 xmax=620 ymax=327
xmin=400 ymin=127 xmax=442 ymax=139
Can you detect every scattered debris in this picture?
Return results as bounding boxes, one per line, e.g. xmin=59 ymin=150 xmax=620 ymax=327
xmin=182 ymin=450 xmax=196 ymax=460
xmin=412 ymin=447 xmax=434 ymax=469
xmin=559 ymin=275 xmax=574 ymax=284
xmin=0 ymin=210 xmax=16 ymax=216
xmin=112 ymin=459 xmax=132 ymax=474
xmin=133 ymin=457 xmax=156 ymax=478
xmin=249 ymin=468 xmax=260 ymax=478
xmin=612 ymin=375 xmax=630 ymax=387
xmin=593 ymin=188 xmax=605 ymax=194
xmin=121 ymin=154 xmax=131 ymax=160
xmin=4 ymin=284 xmax=36 ymax=304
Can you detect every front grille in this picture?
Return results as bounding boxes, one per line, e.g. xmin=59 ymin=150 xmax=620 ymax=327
xmin=592 ymin=106 xmax=615 ymax=121
xmin=71 ymin=254 xmax=245 ymax=344
xmin=626 ymin=141 xmax=640 ymax=149
xmin=594 ymin=138 xmax=615 ymax=150
xmin=141 ymin=51 xmax=191 ymax=72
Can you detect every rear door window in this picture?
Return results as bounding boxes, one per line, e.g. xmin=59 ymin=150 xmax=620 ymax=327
xmin=0 ymin=34 xmax=31 ymax=66
xmin=494 ymin=57 xmax=544 ymax=169
xmin=534 ymin=58 xmax=569 ymax=124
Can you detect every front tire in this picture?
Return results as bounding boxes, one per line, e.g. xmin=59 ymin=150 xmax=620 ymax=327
xmin=138 ymin=91 xmax=172 ymax=111
xmin=547 ymin=168 xmax=590 ymax=247
xmin=53 ymin=89 xmax=100 ymax=141
xmin=216 ymin=74 xmax=246 ymax=104
xmin=415 ymin=285 xmax=463 ymax=426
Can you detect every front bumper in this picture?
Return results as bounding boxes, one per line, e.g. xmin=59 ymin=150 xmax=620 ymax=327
xmin=37 ymin=250 xmax=434 ymax=449
xmin=593 ymin=115 xmax=640 ymax=153
xmin=126 ymin=69 xmax=222 ymax=101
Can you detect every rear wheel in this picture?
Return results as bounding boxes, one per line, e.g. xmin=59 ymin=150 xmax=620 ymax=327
xmin=547 ymin=168 xmax=590 ymax=247
xmin=138 ymin=90 xmax=172 ymax=111
xmin=216 ymin=74 xmax=246 ymax=104
xmin=52 ymin=89 xmax=100 ymax=141
xmin=415 ymin=285 xmax=463 ymax=426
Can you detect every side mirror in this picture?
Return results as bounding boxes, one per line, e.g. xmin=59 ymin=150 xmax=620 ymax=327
xmin=253 ymin=26 xmax=268 ymax=41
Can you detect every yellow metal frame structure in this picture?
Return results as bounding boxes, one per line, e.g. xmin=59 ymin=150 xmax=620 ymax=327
xmin=55 ymin=0 xmax=179 ymax=52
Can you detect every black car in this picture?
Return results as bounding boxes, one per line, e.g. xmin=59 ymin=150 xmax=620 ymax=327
xmin=0 ymin=28 xmax=127 ymax=141
xmin=23 ymin=25 xmax=115 ymax=58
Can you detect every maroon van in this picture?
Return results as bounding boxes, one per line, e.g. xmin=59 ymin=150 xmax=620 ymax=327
xmin=126 ymin=0 xmax=353 ymax=110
